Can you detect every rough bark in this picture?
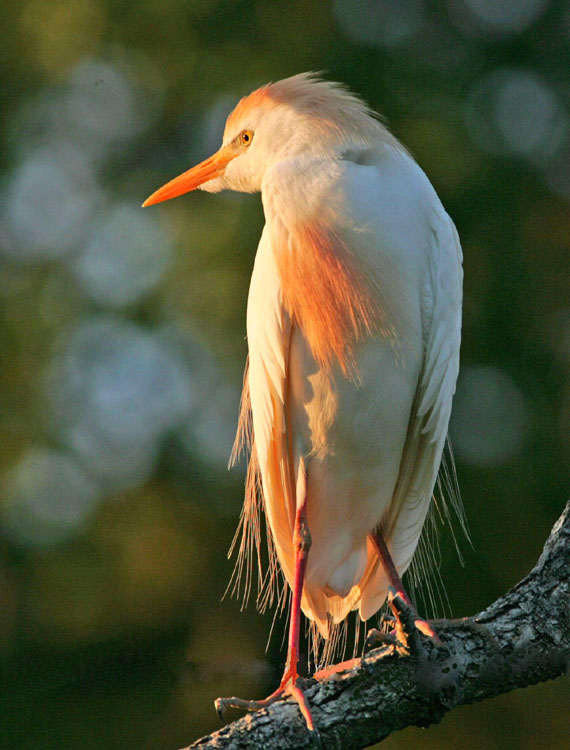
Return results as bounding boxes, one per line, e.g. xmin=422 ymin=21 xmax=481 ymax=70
xmin=183 ymin=501 xmax=570 ymax=750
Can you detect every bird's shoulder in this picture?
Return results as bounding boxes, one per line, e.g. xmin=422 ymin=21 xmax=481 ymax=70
xmin=262 ymin=147 xmax=441 ymax=257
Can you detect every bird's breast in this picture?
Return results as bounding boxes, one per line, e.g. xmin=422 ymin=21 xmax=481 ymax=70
xmin=288 ymin=325 xmax=421 ymax=468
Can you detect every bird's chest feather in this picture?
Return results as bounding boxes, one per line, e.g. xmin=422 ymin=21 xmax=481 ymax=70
xmin=288 ymin=325 xmax=420 ymax=471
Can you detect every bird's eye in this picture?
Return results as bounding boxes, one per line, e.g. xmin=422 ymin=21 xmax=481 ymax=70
xmin=240 ymin=130 xmax=254 ymax=146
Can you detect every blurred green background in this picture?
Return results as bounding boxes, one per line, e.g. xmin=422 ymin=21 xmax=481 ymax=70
xmin=1 ymin=1 xmax=569 ymax=748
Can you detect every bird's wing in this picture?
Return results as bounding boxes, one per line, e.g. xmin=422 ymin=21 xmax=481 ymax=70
xmin=392 ymin=211 xmax=462 ymax=541
xmin=359 ymin=209 xmax=464 ymax=618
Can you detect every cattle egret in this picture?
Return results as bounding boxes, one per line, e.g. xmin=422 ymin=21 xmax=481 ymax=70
xmin=143 ymin=73 xmax=464 ymax=734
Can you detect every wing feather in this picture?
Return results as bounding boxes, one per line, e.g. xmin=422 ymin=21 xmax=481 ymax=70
xmin=360 ymin=212 xmax=463 ymax=619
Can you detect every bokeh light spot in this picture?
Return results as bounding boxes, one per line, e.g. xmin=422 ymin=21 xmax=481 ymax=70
xmin=3 ymin=143 xmax=100 ymax=262
xmin=333 ymin=0 xmax=424 ymax=48
xmin=49 ymin=317 xmax=194 ymax=492
xmin=464 ymin=68 xmax=568 ymax=163
xmin=449 ymin=0 xmax=549 ymax=38
xmin=450 ymin=365 xmax=530 ymax=466
xmin=71 ymin=203 xmax=172 ymax=308
xmin=1 ymin=447 xmax=100 ymax=548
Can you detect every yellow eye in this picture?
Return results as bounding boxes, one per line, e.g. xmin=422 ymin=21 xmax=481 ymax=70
xmin=240 ymin=129 xmax=253 ymax=146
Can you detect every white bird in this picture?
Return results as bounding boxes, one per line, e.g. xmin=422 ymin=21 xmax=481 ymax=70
xmin=143 ymin=73 xmax=464 ymax=733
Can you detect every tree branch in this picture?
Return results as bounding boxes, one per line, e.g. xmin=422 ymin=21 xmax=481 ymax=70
xmin=183 ymin=501 xmax=570 ymax=750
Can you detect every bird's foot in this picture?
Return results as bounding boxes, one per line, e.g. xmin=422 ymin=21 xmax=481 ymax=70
xmin=361 ymin=587 xmax=443 ymax=669
xmin=215 ymin=666 xmax=319 ymax=738
xmin=362 ymin=622 xmax=398 ymax=655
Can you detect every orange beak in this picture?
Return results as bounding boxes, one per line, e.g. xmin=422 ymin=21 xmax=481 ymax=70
xmin=142 ymin=145 xmax=236 ymax=207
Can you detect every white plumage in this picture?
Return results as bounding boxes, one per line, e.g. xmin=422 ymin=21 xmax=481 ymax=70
xmin=143 ymin=72 xmax=463 ymax=729
xmin=248 ymin=144 xmax=462 ymax=636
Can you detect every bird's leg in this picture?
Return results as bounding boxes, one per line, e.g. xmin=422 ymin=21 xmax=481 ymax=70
xmin=363 ymin=529 xmax=441 ymax=660
xmin=215 ymin=460 xmax=317 ymax=733
xmin=279 ymin=464 xmax=316 ymax=730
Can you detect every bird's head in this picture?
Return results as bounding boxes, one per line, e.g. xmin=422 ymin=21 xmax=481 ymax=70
xmin=143 ymin=73 xmax=390 ymax=206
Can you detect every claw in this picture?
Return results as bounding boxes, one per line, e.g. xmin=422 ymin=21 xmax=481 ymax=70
xmin=214 ymin=685 xmax=283 ymax=718
xmin=360 ymin=587 xmax=445 ymax=671
xmin=214 ymin=697 xmax=225 ymax=723
xmin=310 ymin=726 xmax=323 ymax=748
xmin=364 ymin=626 xmax=397 ymax=651
xmin=215 ymin=669 xmax=317 ymax=733
xmin=386 ymin=586 xmax=443 ymax=656
xmin=360 ymin=626 xmax=399 ymax=672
